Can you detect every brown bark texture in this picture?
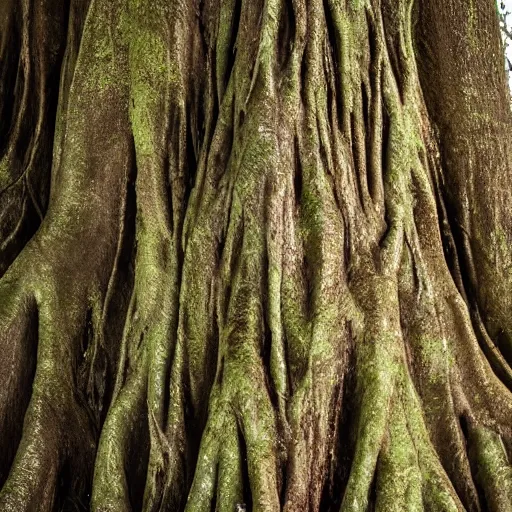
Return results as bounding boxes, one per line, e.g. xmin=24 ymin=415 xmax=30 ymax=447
xmin=1 ymin=0 xmax=512 ymax=510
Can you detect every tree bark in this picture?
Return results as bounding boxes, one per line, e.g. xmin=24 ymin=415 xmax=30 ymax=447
xmin=0 ymin=0 xmax=511 ymax=510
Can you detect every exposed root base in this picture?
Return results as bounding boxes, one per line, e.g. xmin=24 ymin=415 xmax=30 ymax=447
xmin=1 ymin=0 xmax=512 ymax=510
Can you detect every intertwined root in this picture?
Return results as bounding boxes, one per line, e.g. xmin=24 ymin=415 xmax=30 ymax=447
xmin=185 ymin=372 xmax=280 ymax=512
xmin=1 ymin=0 xmax=512 ymax=510
xmin=0 ymin=264 xmax=36 ymax=471
xmin=0 ymin=256 xmax=99 ymax=511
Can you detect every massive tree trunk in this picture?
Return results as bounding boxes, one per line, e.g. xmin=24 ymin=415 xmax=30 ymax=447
xmin=1 ymin=0 xmax=511 ymax=510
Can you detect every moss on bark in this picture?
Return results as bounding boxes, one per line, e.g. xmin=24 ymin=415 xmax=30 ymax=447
xmin=1 ymin=0 xmax=512 ymax=510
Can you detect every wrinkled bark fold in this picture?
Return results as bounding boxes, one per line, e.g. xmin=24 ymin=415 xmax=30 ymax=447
xmin=1 ymin=0 xmax=512 ymax=510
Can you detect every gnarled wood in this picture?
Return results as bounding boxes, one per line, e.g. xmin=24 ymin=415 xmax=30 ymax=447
xmin=0 ymin=0 xmax=511 ymax=510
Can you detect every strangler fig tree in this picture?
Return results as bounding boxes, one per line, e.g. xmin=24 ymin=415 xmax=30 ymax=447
xmin=1 ymin=0 xmax=512 ymax=510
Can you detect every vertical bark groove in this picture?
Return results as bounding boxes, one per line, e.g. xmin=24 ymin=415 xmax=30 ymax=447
xmin=1 ymin=0 xmax=512 ymax=510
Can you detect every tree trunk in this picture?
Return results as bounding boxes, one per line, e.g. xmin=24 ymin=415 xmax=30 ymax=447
xmin=1 ymin=0 xmax=511 ymax=510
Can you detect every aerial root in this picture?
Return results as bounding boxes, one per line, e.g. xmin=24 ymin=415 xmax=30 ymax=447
xmin=215 ymin=413 xmax=244 ymax=512
xmin=340 ymin=346 xmax=396 ymax=512
xmin=284 ymin=380 xmax=324 ymax=511
xmin=184 ymin=388 xmax=252 ymax=512
xmin=185 ymin=362 xmax=281 ymax=512
xmin=340 ymin=267 xmax=471 ymax=512
xmin=356 ymin=358 xmax=465 ymax=512
xmin=341 ymin=273 xmax=401 ymax=512
xmin=184 ymin=390 xmax=231 ymax=512
xmin=0 ymin=381 xmax=91 ymax=512
xmin=0 ymin=399 xmax=61 ymax=512
xmin=0 ymin=274 xmax=98 ymax=511
xmin=375 ymin=388 xmax=423 ymax=512
xmin=92 ymin=352 xmax=149 ymax=511
xmin=183 ymin=402 xmax=221 ymax=511
xmin=467 ymin=425 xmax=512 ymax=511
xmin=443 ymin=294 xmax=512 ymax=429
xmin=400 ymin=368 xmax=464 ymax=512
xmin=0 ymin=277 xmax=36 ymax=479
